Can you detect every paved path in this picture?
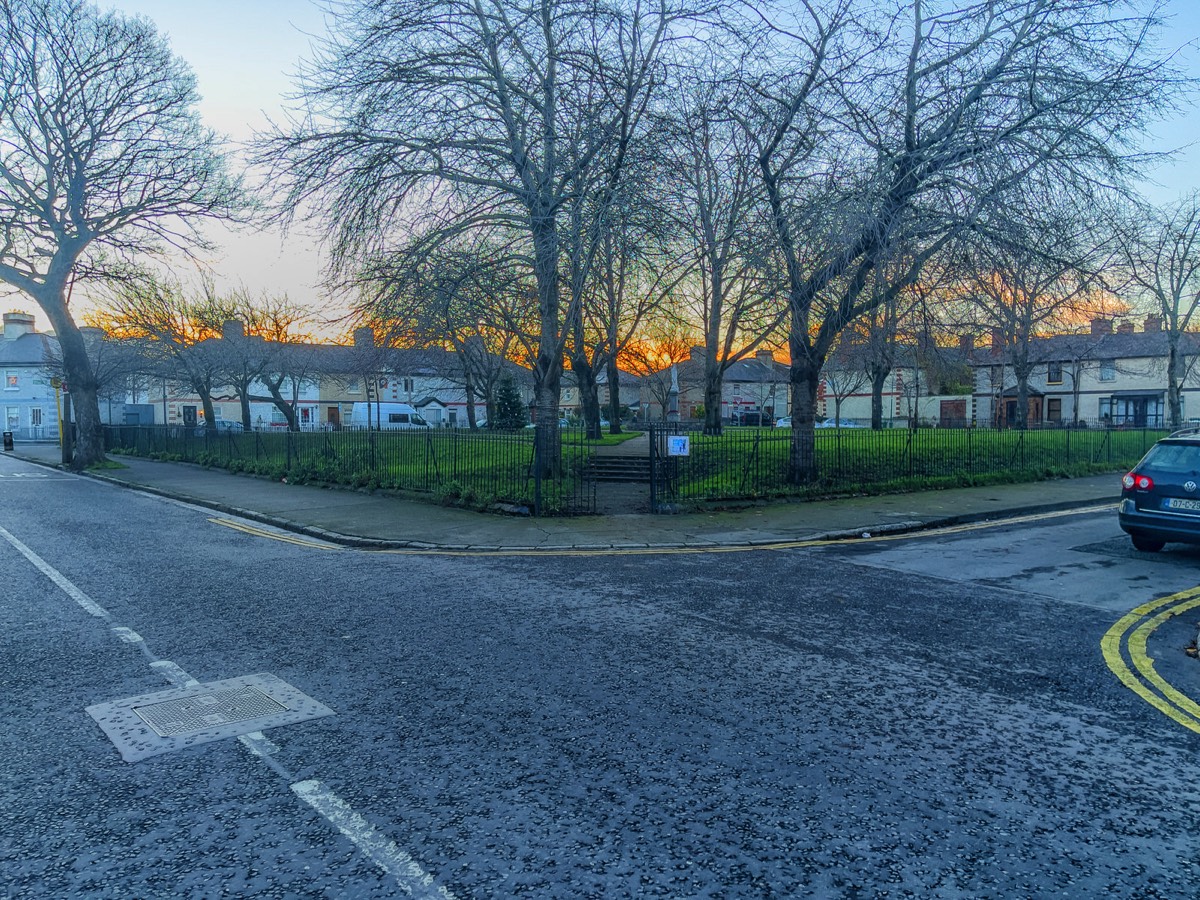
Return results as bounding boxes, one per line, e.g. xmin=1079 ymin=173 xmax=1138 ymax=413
xmin=6 ymin=441 xmax=1121 ymax=551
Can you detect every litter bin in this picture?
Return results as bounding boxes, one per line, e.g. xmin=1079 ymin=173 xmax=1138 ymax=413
xmin=2 ymin=431 xmax=12 ymax=451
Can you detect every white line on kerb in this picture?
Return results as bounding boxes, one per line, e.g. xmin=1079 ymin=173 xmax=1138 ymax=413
xmin=0 ymin=524 xmax=110 ymax=619
xmin=291 ymin=780 xmax=456 ymax=899
xmin=149 ymin=659 xmax=201 ymax=688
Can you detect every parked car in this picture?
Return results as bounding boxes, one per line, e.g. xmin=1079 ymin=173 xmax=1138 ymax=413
xmin=733 ymin=411 xmax=771 ymax=426
xmin=1118 ymin=428 xmax=1200 ymax=552
xmin=815 ymin=417 xmax=864 ymax=429
xmin=194 ymin=419 xmax=244 ymax=436
xmin=774 ymin=416 xmax=792 ymax=428
xmin=348 ymin=402 xmax=431 ymax=429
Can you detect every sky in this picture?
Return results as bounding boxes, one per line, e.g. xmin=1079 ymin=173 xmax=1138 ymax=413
xmin=4 ymin=0 xmax=1200 ymax=335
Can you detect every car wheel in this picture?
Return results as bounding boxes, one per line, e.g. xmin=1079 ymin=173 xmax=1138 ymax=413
xmin=1131 ymin=533 xmax=1165 ymax=553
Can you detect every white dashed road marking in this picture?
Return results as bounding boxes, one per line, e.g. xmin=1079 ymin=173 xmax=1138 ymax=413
xmin=1 ymin=521 xmax=446 ymax=892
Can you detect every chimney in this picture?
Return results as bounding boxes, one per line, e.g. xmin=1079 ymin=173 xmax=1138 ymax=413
xmin=2 ymin=311 xmax=35 ymax=340
xmin=755 ymin=349 xmax=776 ymax=366
xmin=1144 ymin=315 xmax=1163 ymax=333
xmin=354 ymin=327 xmax=375 ymax=348
xmin=1117 ymin=322 xmax=1135 ymax=335
xmin=958 ymin=334 xmax=975 ymax=354
xmin=990 ymin=328 xmax=1004 ymax=354
xmin=221 ymin=319 xmax=245 ymax=340
xmin=1091 ymin=316 xmax=1112 ymax=336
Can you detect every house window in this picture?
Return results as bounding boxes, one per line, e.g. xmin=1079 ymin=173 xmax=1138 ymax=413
xmin=1099 ymin=360 xmax=1115 ymax=382
xmin=1047 ymin=398 xmax=1062 ymax=422
xmin=30 ymin=407 xmax=42 ymax=427
xmin=403 ymin=377 xmax=414 ymax=393
xmin=5 ymin=406 xmax=17 ymax=429
xmin=347 ymin=378 xmax=361 ymax=393
xmin=4 ymin=372 xmax=16 ymax=390
xmin=1047 ymin=362 xmax=1062 ymax=384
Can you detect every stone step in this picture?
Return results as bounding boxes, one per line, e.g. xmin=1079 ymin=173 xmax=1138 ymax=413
xmin=585 ymin=455 xmax=652 ymax=483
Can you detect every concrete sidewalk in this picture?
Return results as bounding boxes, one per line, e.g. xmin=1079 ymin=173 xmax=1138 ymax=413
xmin=6 ymin=442 xmax=1121 ymax=551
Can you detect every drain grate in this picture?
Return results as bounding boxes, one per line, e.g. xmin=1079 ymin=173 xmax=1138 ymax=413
xmin=87 ymin=673 xmax=335 ymax=762
xmin=134 ymin=686 xmax=289 ymax=737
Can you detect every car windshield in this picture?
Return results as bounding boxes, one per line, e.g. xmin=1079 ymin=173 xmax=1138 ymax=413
xmin=1142 ymin=443 xmax=1200 ymax=474
xmin=411 ymin=414 xmax=428 ymax=426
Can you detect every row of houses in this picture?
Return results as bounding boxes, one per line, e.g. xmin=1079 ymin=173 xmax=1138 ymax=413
xmin=3 ymin=310 xmax=1198 ymax=438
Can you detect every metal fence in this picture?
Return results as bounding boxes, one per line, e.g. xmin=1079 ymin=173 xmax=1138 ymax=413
xmin=103 ymin=425 xmax=596 ymax=516
xmin=648 ymin=422 xmax=1163 ymax=511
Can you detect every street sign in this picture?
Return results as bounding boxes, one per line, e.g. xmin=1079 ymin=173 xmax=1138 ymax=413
xmin=667 ymin=435 xmax=690 ymax=457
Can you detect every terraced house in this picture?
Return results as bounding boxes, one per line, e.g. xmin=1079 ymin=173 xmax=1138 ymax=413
xmin=971 ymin=316 xmax=1200 ymax=427
xmin=1 ymin=312 xmax=59 ymax=441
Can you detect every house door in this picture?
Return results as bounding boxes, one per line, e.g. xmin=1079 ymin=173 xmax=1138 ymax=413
xmin=328 ymin=407 xmax=340 ymax=428
xmin=182 ymin=406 xmax=197 ymax=428
xmin=1129 ymin=398 xmax=1148 ymax=427
xmin=939 ymin=399 xmax=966 ymax=427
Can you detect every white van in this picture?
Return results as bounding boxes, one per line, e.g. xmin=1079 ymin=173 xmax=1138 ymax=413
xmin=349 ymin=402 xmax=431 ymax=430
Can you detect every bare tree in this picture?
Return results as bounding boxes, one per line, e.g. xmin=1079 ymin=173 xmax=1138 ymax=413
xmin=260 ymin=0 xmax=691 ymax=471
xmin=619 ymin=318 xmax=698 ymax=421
xmin=740 ymin=0 xmax=1178 ymax=480
xmin=99 ymin=275 xmax=235 ymax=433
xmin=1112 ymin=193 xmax=1200 ymax=428
xmin=214 ymin=292 xmax=315 ymax=430
xmin=820 ymin=332 xmax=872 ymax=423
xmin=355 ymin=233 xmax=536 ymax=429
xmin=0 ymin=0 xmax=242 ymax=467
xmin=255 ymin=343 xmax=323 ymax=432
xmin=964 ymin=207 xmax=1102 ymax=429
xmin=661 ymin=68 xmax=781 ymax=435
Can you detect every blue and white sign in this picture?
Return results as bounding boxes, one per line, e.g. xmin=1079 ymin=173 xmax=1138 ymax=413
xmin=667 ymin=435 xmax=690 ymax=457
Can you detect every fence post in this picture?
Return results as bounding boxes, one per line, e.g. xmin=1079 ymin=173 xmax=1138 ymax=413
xmin=534 ymin=432 xmax=542 ymax=517
xmin=649 ymin=424 xmax=658 ymax=513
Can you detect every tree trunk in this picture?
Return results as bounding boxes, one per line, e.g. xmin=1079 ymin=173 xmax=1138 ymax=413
xmin=1167 ymin=338 xmax=1183 ymax=428
xmin=531 ymin=210 xmax=563 ymax=477
xmin=533 ymin=378 xmax=562 ymax=478
xmin=572 ymin=354 xmax=603 ymax=440
xmin=787 ymin=358 xmax=821 ymax=484
xmin=200 ymin=392 xmax=218 ymax=433
xmin=703 ymin=361 xmax=723 ymax=435
xmin=38 ymin=288 xmax=105 ymax=469
xmin=239 ymin=391 xmax=253 ymax=431
xmin=605 ymin=357 xmax=623 ymax=434
xmin=869 ymin=365 xmax=890 ymax=430
xmin=267 ymin=386 xmax=297 ymax=430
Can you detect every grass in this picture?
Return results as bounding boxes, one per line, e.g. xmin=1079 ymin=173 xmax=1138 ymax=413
xmin=660 ymin=425 xmax=1161 ymax=504
xmin=103 ymin=423 xmax=1162 ymax=515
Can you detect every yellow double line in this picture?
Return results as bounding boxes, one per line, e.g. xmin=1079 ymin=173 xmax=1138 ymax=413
xmin=1102 ymin=587 xmax=1200 ymax=734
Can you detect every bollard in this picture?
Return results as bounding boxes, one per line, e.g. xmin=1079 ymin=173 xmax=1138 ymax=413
xmin=2 ymin=431 xmax=12 ymax=451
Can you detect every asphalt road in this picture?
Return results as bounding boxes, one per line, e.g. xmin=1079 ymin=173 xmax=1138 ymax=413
xmin=2 ymin=454 xmax=1199 ymax=898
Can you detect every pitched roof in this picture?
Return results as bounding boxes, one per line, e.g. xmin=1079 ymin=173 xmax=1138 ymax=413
xmin=0 ymin=332 xmax=56 ymax=366
xmin=970 ymin=330 xmax=1200 ymax=365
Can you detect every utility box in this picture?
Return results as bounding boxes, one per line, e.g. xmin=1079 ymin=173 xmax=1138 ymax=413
xmin=2 ymin=431 xmax=13 ymax=451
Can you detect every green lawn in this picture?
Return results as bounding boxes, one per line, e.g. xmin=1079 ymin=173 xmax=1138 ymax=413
xmin=104 ymin=423 xmax=1158 ymax=514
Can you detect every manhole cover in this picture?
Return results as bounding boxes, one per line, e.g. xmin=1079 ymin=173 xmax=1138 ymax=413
xmin=87 ymin=673 xmax=334 ymax=762
xmin=134 ymin=686 xmax=289 ymax=737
